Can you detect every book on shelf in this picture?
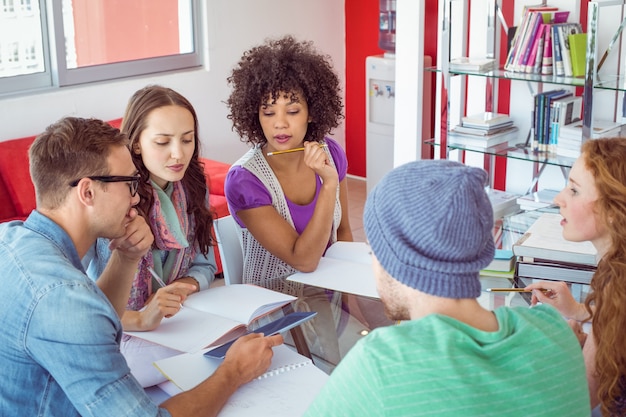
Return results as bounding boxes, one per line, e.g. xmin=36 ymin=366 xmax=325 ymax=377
xmin=287 ymin=241 xmax=379 ymax=299
xmin=515 ymin=258 xmax=595 ymax=285
xmin=461 ymin=112 xmax=513 ymax=129
xmin=479 ymin=268 xmax=515 ymax=279
xmin=560 ymin=119 xmax=625 ymax=141
xmin=451 ymin=124 xmax=517 ymax=137
xmin=555 ymin=22 xmax=583 ymax=77
xmin=486 ymin=188 xmax=520 ymax=221
xmin=551 ymin=95 xmax=582 ymax=145
xmin=123 ymin=284 xmax=296 ymax=353
xmin=551 ymin=24 xmax=565 ymax=76
xmin=512 ymin=212 xmax=599 ymax=267
xmin=448 ymin=126 xmax=519 ymax=149
xmin=517 ymin=12 xmax=545 ymax=72
xmin=568 ymin=32 xmax=587 ymax=77
xmin=528 ymin=23 xmax=546 ymax=73
xmin=154 ymin=344 xmax=329 ymax=417
xmin=485 ymin=249 xmax=515 ymax=272
xmin=541 ymin=22 xmax=554 ymax=75
xmin=449 ymin=57 xmax=496 ymax=72
xmin=533 ymin=89 xmax=572 ymax=152
xmin=504 ymin=7 xmax=569 ymax=73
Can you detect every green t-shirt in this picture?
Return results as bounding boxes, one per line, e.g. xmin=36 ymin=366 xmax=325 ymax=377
xmin=304 ymin=304 xmax=590 ymax=417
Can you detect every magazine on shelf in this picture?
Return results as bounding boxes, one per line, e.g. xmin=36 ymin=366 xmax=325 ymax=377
xmin=449 ymin=57 xmax=496 ymax=72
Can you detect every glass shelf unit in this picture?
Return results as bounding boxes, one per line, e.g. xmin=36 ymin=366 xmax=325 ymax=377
xmin=424 ymin=139 xmax=576 ymax=169
xmin=432 ymin=0 xmax=626 ymax=192
xmin=426 ymin=66 xmax=626 ymax=92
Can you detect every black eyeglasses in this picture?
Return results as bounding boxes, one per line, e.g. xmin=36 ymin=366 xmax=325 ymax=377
xmin=69 ymin=175 xmax=141 ymax=197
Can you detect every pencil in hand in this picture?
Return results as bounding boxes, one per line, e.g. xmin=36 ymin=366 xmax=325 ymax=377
xmin=148 ymin=267 xmax=184 ymax=310
xmin=266 ymin=143 xmax=328 ymax=156
xmin=486 ymin=288 xmax=551 ymax=294
xmin=148 ymin=267 xmax=168 ymax=288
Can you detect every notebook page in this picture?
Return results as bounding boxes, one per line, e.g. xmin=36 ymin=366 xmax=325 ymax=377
xmin=183 ymin=284 xmax=296 ymax=324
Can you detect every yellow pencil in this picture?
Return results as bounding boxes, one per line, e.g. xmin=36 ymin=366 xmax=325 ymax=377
xmin=486 ymin=288 xmax=550 ymax=293
xmin=267 ymin=144 xmax=328 ymax=156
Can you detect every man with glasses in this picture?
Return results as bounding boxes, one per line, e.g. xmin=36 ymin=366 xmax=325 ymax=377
xmin=0 ymin=117 xmax=282 ymax=416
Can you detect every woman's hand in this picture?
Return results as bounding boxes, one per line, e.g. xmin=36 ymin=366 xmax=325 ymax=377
xmin=140 ymin=281 xmax=197 ymax=329
xmin=567 ymin=319 xmax=587 ymax=348
xmin=525 ymin=280 xmax=589 ymax=321
xmin=303 ymin=141 xmax=338 ymax=187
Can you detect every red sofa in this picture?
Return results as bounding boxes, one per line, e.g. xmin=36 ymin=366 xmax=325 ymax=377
xmin=0 ymin=118 xmax=231 ymax=275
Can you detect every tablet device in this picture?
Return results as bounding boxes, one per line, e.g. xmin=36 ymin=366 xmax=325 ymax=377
xmin=204 ymin=311 xmax=317 ymax=359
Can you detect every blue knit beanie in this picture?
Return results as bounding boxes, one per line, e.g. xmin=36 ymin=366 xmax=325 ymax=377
xmin=364 ymin=160 xmax=495 ymax=299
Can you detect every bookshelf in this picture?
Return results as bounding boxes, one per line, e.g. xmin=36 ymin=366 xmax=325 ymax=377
xmin=427 ymin=0 xmax=626 ymax=195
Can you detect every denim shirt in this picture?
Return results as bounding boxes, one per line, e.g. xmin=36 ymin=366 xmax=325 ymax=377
xmin=0 ymin=211 xmax=171 ymax=417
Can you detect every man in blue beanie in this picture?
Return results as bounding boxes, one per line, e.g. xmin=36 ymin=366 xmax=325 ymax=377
xmin=305 ymin=159 xmax=590 ymax=416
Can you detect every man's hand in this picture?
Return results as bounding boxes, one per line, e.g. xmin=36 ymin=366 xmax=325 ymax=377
xmin=222 ymin=333 xmax=284 ymax=384
xmin=108 ymin=209 xmax=153 ymax=261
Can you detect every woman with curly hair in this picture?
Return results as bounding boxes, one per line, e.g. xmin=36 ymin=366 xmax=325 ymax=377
xmin=224 ymin=35 xmax=352 ymax=366
xmin=527 ymin=137 xmax=626 ymax=416
xmin=84 ymin=85 xmax=216 ymax=386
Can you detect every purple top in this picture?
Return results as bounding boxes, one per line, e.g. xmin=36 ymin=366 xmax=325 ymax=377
xmin=225 ymin=137 xmax=348 ymax=233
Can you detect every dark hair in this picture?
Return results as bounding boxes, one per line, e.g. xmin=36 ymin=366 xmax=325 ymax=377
xmin=226 ymin=35 xmax=344 ymax=146
xmin=121 ymin=85 xmax=214 ymax=255
xmin=581 ymin=137 xmax=626 ymax=416
xmin=30 ymin=117 xmax=127 ymax=209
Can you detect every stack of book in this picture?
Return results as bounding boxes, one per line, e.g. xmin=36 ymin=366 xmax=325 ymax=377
xmin=512 ymin=213 xmax=597 ymax=301
xmin=486 ymin=188 xmax=520 ymax=221
xmin=449 ymin=112 xmax=518 ymax=148
xmin=504 ymin=6 xmax=585 ymax=77
xmin=480 ymin=249 xmax=515 ymax=278
xmin=558 ymin=119 xmax=625 ymax=158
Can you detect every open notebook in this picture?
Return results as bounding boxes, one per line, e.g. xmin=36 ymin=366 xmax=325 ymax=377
xmin=124 ymin=284 xmax=296 ymax=353
xmin=287 ymin=241 xmax=379 ymax=298
xmin=154 ymin=344 xmax=328 ymax=417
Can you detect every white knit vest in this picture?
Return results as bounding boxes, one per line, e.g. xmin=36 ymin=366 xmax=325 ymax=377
xmin=232 ymin=141 xmax=342 ymax=296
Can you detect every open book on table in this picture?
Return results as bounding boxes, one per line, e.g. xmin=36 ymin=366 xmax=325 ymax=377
xmin=287 ymin=241 xmax=379 ymax=299
xmin=124 ymin=284 xmax=296 ymax=353
xmin=154 ymin=344 xmax=329 ymax=417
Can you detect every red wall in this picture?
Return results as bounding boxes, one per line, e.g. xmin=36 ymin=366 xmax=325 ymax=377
xmin=344 ymin=1 xmax=439 ymax=177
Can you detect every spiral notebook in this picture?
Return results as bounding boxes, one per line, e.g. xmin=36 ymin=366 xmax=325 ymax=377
xmin=154 ymin=344 xmax=328 ymax=416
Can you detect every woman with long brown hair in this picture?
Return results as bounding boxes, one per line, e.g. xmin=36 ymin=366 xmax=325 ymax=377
xmin=84 ymin=85 xmax=216 ymax=387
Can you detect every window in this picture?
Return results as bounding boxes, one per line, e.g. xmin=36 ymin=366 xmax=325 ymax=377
xmin=0 ymin=0 xmax=202 ymax=95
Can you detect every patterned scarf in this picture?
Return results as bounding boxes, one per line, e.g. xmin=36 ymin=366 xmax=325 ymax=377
xmin=126 ymin=181 xmax=197 ymax=310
